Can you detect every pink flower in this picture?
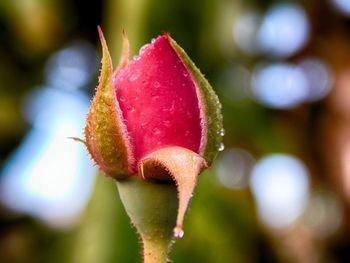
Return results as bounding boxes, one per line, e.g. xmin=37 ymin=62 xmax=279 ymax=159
xmin=84 ymin=27 xmax=223 ymax=238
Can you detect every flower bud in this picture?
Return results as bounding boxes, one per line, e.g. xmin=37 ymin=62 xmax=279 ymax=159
xmin=83 ymin=27 xmax=223 ymax=261
xmin=85 ymin=28 xmax=222 ymax=179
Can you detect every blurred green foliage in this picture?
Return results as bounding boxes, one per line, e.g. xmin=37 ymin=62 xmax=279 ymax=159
xmin=1 ymin=0 xmax=350 ymax=262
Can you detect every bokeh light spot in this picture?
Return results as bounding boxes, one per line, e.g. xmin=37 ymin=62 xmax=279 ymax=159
xmin=298 ymin=58 xmax=334 ymax=102
xmin=303 ymin=190 xmax=343 ymax=238
xmin=250 ymin=154 xmax=310 ymax=229
xmin=233 ymin=11 xmax=262 ymax=55
xmin=218 ymin=65 xmax=251 ymax=102
xmin=45 ymin=41 xmax=98 ymax=90
xmin=331 ymin=0 xmax=350 ymax=16
xmin=216 ymin=148 xmax=255 ymax=189
xmin=258 ymin=3 xmax=310 ymax=57
xmin=251 ymin=63 xmax=308 ymax=109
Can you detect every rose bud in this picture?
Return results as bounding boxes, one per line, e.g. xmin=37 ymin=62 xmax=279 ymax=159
xmin=83 ymin=27 xmax=223 ymax=262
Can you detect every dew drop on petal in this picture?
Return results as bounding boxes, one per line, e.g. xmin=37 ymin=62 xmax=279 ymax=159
xmin=169 ymin=101 xmax=175 ymax=114
xmin=133 ymin=55 xmax=141 ymax=61
xmin=129 ymin=70 xmax=141 ymax=81
xmin=153 ymin=81 xmax=160 ymax=88
xmin=153 ymin=128 xmax=162 ymax=136
xmin=163 ymin=120 xmax=171 ymax=127
xmin=152 ymin=95 xmax=160 ymax=102
xmin=139 ymin=44 xmax=150 ymax=55
xmin=186 ymin=111 xmax=193 ymax=119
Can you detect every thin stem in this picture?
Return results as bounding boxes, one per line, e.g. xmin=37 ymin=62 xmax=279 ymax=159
xmin=116 ymin=177 xmax=178 ymax=263
xmin=142 ymin=237 xmax=172 ymax=263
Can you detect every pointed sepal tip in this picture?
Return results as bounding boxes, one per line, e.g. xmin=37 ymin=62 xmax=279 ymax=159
xmin=139 ymin=146 xmax=206 ymax=240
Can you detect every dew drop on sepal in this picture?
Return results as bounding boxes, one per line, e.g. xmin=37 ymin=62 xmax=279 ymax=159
xmin=220 ymin=128 xmax=225 ymax=136
xmin=173 ymin=226 xmax=184 ymax=239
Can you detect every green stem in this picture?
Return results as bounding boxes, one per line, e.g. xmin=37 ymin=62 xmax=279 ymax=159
xmin=116 ymin=177 xmax=178 ymax=263
xmin=142 ymin=236 xmax=171 ymax=263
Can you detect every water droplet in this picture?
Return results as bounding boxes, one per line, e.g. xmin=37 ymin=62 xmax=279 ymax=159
xmin=220 ymin=128 xmax=225 ymax=136
xmin=129 ymin=70 xmax=141 ymax=81
xmin=133 ymin=55 xmax=141 ymax=61
xmin=163 ymin=120 xmax=171 ymax=127
xmin=119 ymin=96 xmax=126 ymax=102
xmin=153 ymin=128 xmax=162 ymax=136
xmin=192 ymin=156 xmax=201 ymax=162
xmin=129 ymin=107 xmax=135 ymax=113
xmin=169 ymin=101 xmax=175 ymax=113
xmin=173 ymin=226 xmax=184 ymax=239
xmin=185 ymin=130 xmax=190 ymax=137
xmin=154 ymin=81 xmax=160 ymax=88
xmin=152 ymin=95 xmax=160 ymax=101
xmin=135 ymin=86 xmax=142 ymax=94
xmin=151 ymin=38 xmax=156 ymax=44
xmin=186 ymin=111 xmax=193 ymax=119
xmin=139 ymin=44 xmax=149 ymax=54
xmin=218 ymin=142 xmax=225 ymax=152
xmin=183 ymin=71 xmax=189 ymax=77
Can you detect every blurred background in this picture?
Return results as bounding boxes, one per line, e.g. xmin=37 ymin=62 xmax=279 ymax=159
xmin=0 ymin=0 xmax=350 ymax=262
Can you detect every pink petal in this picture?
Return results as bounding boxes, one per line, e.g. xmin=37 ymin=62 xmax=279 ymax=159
xmin=114 ymin=35 xmax=202 ymax=169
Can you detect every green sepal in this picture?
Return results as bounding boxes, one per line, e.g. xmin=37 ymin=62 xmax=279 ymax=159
xmin=139 ymin=146 xmax=206 ymax=239
xmin=84 ymin=28 xmax=134 ymax=179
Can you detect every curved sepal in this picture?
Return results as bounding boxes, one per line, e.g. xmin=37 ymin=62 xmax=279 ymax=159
xmin=84 ymin=27 xmax=134 ymax=179
xmin=167 ymin=35 xmax=224 ymax=167
xmin=139 ymin=146 xmax=206 ymax=238
xmin=113 ymin=30 xmax=130 ymax=78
